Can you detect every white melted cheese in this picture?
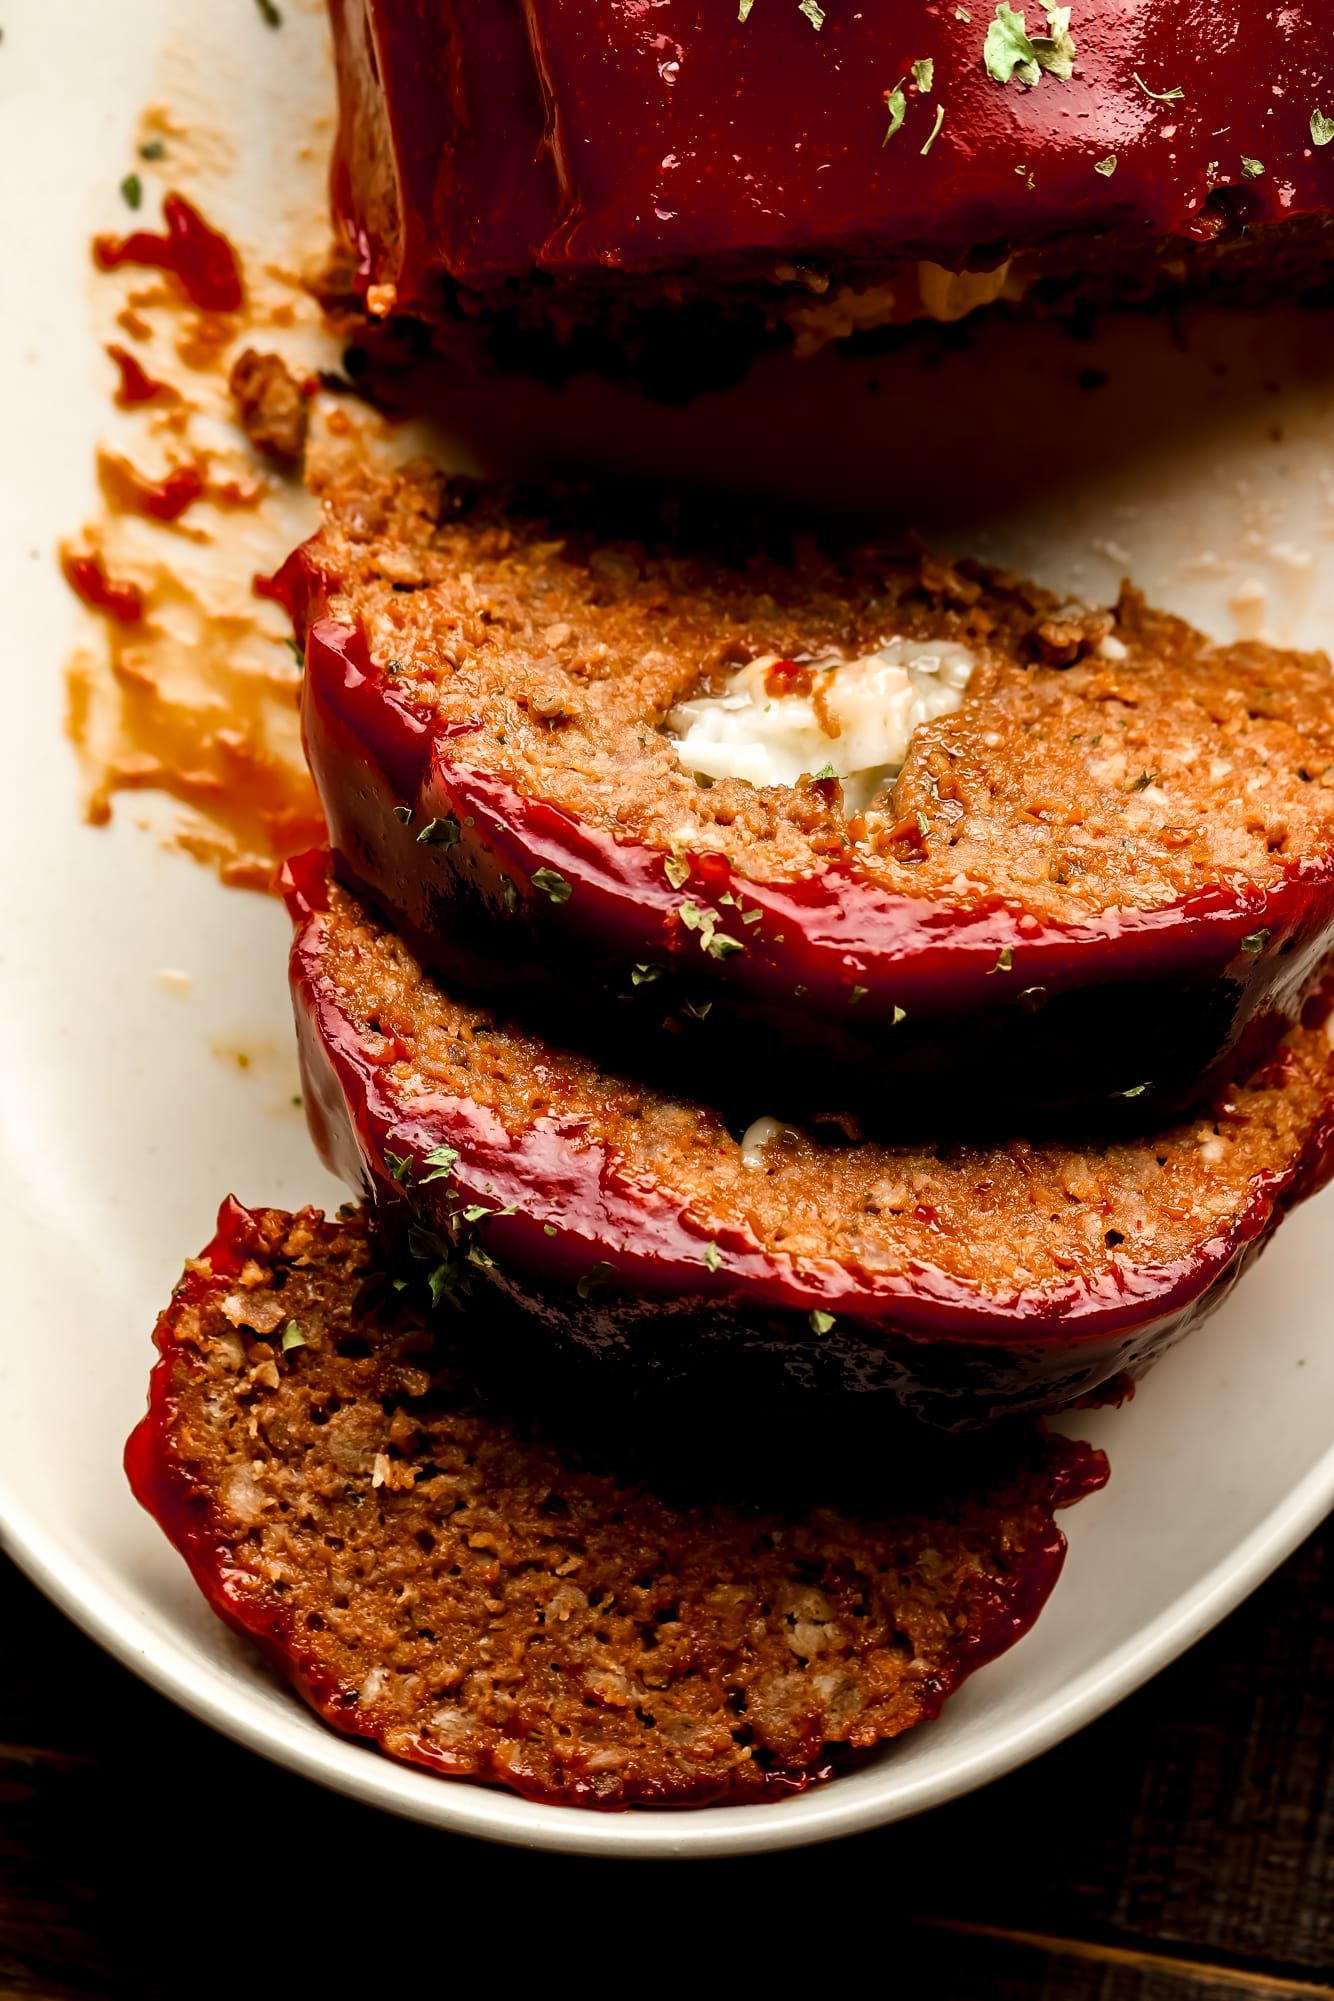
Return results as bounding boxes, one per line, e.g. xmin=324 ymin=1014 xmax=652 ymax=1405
xmin=667 ymin=641 xmax=976 ymax=815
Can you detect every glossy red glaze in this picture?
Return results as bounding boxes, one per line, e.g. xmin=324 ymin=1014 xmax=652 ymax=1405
xmin=93 ymin=192 xmax=244 ymax=313
xmin=60 ymin=549 xmax=145 ymax=625
xmin=330 ymin=0 xmax=1334 ymax=305
xmin=105 ymin=343 xmax=174 ymax=408
xmin=295 ymin=595 xmax=1334 ymax=1131
xmin=283 ymin=851 xmax=1334 ymax=1420
xmin=108 ymin=458 xmax=206 ymax=524
xmin=126 ymin=1194 xmax=1109 ymax=1802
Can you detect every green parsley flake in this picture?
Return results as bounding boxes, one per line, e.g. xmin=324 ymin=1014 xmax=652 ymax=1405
xmin=915 ymin=810 xmax=930 ymax=838
xmin=798 ymin=0 xmax=825 ymax=27
xmin=702 ymin=1242 xmax=723 ymax=1273
xmin=678 ymin=900 xmax=745 ymax=959
xmin=812 ymin=763 xmax=838 ymax=780
xmin=664 ymin=852 xmax=691 ymax=890
xmin=1117 ymin=1083 xmax=1148 ymax=1099
xmin=883 ymin=81 xmax=908 ymax=145
xmin=921 ymin=102 xmax=946 ymax=154
xmin=256 ymin=0 xmax=282 ymax=23
xmin=416 ymin=816 xmax=460 ymax=847
xmin=120 ymin=173 xmax=143 ymax=210
xmin=139 ymin=139 xmax=167 ymax=162
xmin=1132 ymin=71 xmax=1184 ymax=104
xmin=630 ymin=963 xmax=662 ymax=986
xmin=421 ymin=1144 xmax=458 ymax=1183
xmin=738 ymin=0 xmax=754 ymax=18
xmin=280 ymin=1320 xmax=306 ymax=1352
xmin=809 ymin=1308 xmax=836 ymax=1336
xmin=849 ymin=985 xmax=868 ymax=1004
xmin=392 ymin=803 xmax=413 ymax=825
xmin=1241 ymin=928 xmax=1270 ymax=955
xmin=384 ymin=1150 xmax=414 ymax=1185
xmin=576 ymin=1260 xmax=615 ymax=1300
xmin=1312 ymin=110 xmax=1334 ymax=148
xmin=532 ymin=867 xmax=573 ymax=903
xmin=1240 ymin=156 xmax=1264 ymax=179
xmin=984 ymin=4 xmax=1075 ymax=88
xmin=892 ymin=1004 xmax=907 ymax=1025
xmin=912 ymin=57 xmax=935 ymax=93
xmin=956 ymin=5 xmax=972 ymax=18
xmin=1094 ymin=155 xmax=1117 ymax=177
xmin=988 ymin=945 xmax=1014 ymax=974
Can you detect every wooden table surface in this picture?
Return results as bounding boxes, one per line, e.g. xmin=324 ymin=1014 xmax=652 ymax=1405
xmin=1 ymin=1521 xmax=1329 ymax=2001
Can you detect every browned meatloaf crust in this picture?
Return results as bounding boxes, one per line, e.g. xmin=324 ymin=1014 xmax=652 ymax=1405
xmin=288 ymin=458 xmax=1334 ymax=1134
xmin=287 ymin=860 xmax=1334 ymax=1421
xmin=125 ymin=1199 xmax=1106 ymax=1809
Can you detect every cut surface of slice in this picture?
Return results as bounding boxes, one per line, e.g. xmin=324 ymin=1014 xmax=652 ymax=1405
xmin=125 ymin=1199 xmax=1106 ymax=1809
xmin=288 ymin=461 xmax=1334 ymax=1131
xmin=286 ymin=860 xmax=1334 ymax=1420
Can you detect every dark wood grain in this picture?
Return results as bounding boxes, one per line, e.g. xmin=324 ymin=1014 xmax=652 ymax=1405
xmin=0 ymin=1523 xmax=1329 ymax=2001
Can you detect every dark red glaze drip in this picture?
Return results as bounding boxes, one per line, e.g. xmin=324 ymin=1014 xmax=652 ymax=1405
xmin=109 ymin=458 xmax=206 ymax=524
xmin=61 ymin=549 xmax=145 ymax=625
xmin=330 ymin=1 xmax=1334 ymax=305
xmin=295 ymin=594 xmax=1334 ymax=1131
xmin=282 ymin=850 xmax=1334 ymax=1420
xmin=125 ymin=1196 xmax=1109 ymax=1803
xmin=105 ymin=343 xmax=174 ymax=408
xmin=93 ymin=193 xmax=245 ymax=313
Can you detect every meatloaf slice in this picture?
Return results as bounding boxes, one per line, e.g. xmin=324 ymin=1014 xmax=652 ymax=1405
xmin=287 ymin=459 xmax=1334 ymax=1134
xmin=286 ymin=857 xmax=1334 ymax=1422
xmin=126 ymin=1199 xmax=1106 ymax=1809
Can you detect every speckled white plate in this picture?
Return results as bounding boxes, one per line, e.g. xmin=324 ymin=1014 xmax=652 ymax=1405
xmin=0 ymin=0 xmax=1331 ymax=1859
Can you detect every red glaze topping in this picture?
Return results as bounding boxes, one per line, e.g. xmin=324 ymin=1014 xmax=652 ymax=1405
xmin=332 ymin=0 xmax=1334 ymax=302
xmin=61 ymin=549 xmax=145 ymax=625
xmin=100 ymin=455 xmax=206 ymax=524
xmin=93 ymin=192 xmax=245 ymax=313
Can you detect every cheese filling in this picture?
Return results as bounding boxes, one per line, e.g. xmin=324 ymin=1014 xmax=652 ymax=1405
xmin=667 ymin=641 xmax=976 ymax=814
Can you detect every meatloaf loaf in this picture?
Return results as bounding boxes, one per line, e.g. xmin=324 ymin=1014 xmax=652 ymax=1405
xmin=285 ymin=855 xmax=1334 ymax=1423
xmin=126 ymin=1198 xmax=1106 ymax=1807
xmin=329 ymin=0 xmax=1334 ymax=376
xmin=286 ymin=460 xmax=1334 ymax=1135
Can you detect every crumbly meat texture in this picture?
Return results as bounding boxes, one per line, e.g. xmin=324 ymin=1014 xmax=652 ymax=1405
xmin=143 ymin=1205 xmax=1089 ymax=1807
xmin=229 ymin=348 xmax=310 ymax=467
xmin=305 ymin=459 xmax=1334 ymax=923
xmin=317 ymin=880 xmax=1334 ymax=1299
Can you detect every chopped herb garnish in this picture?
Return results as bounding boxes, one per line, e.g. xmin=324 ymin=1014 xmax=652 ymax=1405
xmin=955 ymin=3 xmax=972 ymax=15
xmin=809 ymin=1308 xmax=836 ymax=1336
xmin=798 ymin=0 xmax=825 ymax=27
xmin=501 ymin=878 xmax=519 ymax=914
xmin=543 ymin=1223 xmax=559 ymax=1237
xmin=576 ymin=1260 xmax=615 ymax=1300
xmin=139 ymin=138 xmax=166 ymax=162
xmin=1117 ymin=1083 xmax=1149 ymax=1099
xmin=532 ymin=867 xmax=573 ymax=904
xmin=1311 ymin=110 xmax=1334 ymax=148
xmin=915 ymin=809 xmax=930 ymax=838
xmin=984 ymin=4 xmax=1075 ymax=88
xmin=892 ymin=1004 xmax=907 ymax=1025
xmin=255 ymin=0 xmax=282 ymax=23
xmin=883 ymin=81 xmax=908 ymax=145
xmin=1241 ymin=928 xmax=1270 ymax=955
xmin=120 ymin=173 xmax=143 ymax=210
xmin=849 ymin=985 xmax=868 ymax=1004
xmin=678 ymin=900 xmax=745 ymax=959
xmin=1094 ymin=155 xmax=1117 ymax=177
xmin=912 ymin=57 xmax=935 ymax=92
xmin=1240 ymin=156 xmax=1264 ymax=179
xmin=421 ymin=1144 xmax=458 ymax=1183
xmin=1132 ymin=71 xmax=1184 ymax=104
xmin=921 ymin=102 xmax=946 ymax=154
xmin=416 ymin=816 xmax=460 ymax=847
xmin=631 ymin=963 xmax=663 ymax=986
xmin=280 ymin=1320 xmax=306 ymax=1352
xmin=988 ymin=945 xmax=1014 ymax=974
xmin=702 ymin=1242 xmax=723 ymax=1273
xmin=812 ymin=763 xmax=838 ymax=780
xmin=392 ymin=803 xmax=413 ymax=825
xmin=1129 ymin=769 xmax=1159 ymax=792
xmin=384 ymin=1150 xmax=414 ymax=1185
xmin=664 ymin=852 xmax=690 ymax=890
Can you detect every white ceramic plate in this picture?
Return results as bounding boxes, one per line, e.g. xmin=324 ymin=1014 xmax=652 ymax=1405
xmin=1 ymin=0 xmax=1331 ymax=1859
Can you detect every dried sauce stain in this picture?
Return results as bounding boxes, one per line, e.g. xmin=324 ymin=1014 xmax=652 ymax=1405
xmin=63 ymin=67 xmax=356 ymax=892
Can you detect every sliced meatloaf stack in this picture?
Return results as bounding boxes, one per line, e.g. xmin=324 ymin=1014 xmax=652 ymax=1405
xmin=287 ymin=458 xmax=1334 ymax=1134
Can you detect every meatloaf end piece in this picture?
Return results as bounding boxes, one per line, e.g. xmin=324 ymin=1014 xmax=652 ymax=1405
xmin=287 ymin=459 xmax=1334 ymax=1134
xmin=126 ymin=1199 xmax=1106 ymax=1808
xmin=328 ymin=0 xmax=1334 ymax=381
xmin=286 ymin=859 xmax=1334 ymax=1422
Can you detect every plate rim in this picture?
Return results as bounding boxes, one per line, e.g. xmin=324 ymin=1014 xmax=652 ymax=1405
xmin=3 ymin=1442 xmax=1330 ymax=1859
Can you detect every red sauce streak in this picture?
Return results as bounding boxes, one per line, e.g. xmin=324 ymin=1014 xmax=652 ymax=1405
xmin=93 ymin=193 xmax=244 ymax=313
xmin=62 ymin=550 xmax=145 ymax=625
xmin=113 ymin=459 xmax=207 ymax=523
xmin=764 ymin=658 xmax=814 ymax=698
xmin=105 ymin=343 xmax=174 ymax=407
